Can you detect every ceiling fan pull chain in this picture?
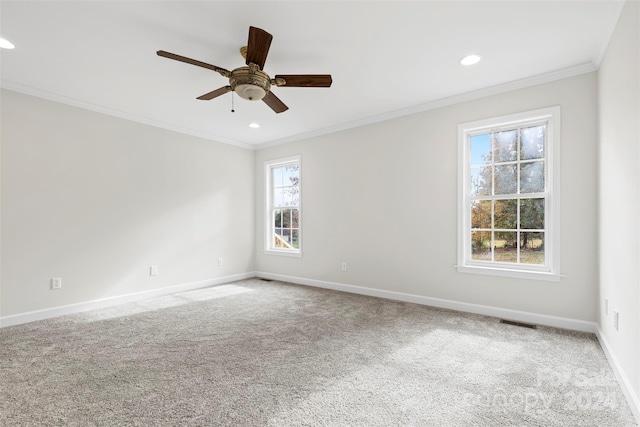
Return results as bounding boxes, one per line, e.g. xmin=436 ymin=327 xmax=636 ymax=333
xmin=231 ymin=91 xmax=235 ymax=113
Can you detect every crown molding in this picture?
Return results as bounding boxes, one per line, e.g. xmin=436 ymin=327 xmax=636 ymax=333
xmin=0 ymin=81 xmax=256 ymax=150
xmin=3 ymin=61 xmax=597 ymax=152
xmin=256 ymin=62 xmax=598 ymax=150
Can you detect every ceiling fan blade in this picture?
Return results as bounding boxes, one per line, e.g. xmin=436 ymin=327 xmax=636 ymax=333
xmin=263 ymin=91 xmax=288 ymax=113
xmin=275 ymin=74 xmax=333 ymax=87
xmin=197 ymin=86 xmax=232 ymax=100
xmin=245 ymin=26 xmax=273 ymax=70
xmin=157 ymin=50 xmax=230 ymax=76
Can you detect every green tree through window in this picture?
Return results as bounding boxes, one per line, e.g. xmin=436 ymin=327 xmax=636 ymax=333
xmin=266 ymin=156 xmax=301 ymax=254
xmin=458 ymin=107 xmax=560 ymax=281
xmin=469 ymin=125 xmax=546 ymax=264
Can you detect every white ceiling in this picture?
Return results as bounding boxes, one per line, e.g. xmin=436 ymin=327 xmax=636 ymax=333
xmin=0 ymin=1 xmax=624 ymax=149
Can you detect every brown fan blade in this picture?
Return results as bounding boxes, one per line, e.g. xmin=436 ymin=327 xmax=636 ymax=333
xmin=245 ymin=26 xmax=273 ymax=70
xmin=157 ymin=50 xmax=230 ymax=77
xmin=263 ymin=91 xmax=288 ymax=114
xmin=197 ymin=86 xmax=232 ymax=100
xmin=274 ymin=74 xmax=332 ymax=87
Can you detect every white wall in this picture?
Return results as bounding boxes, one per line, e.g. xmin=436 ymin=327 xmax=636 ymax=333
xmin=598 ymin=0 xmax=640 ymax=407
xmin=1 ymin=89 xmax=255 ymax=318
xmin=256 ymin=72 xmax=598 ymax=323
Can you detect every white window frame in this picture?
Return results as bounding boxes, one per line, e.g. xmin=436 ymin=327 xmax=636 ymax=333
xmin=457 ymin=106 xmax=561 ymax=281
xmin=265 ymin=155 xmax=302 ymax=257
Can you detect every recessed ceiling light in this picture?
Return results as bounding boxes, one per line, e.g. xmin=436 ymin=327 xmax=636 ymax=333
xmin=0 ymin=38 xmax=15 ymax=49
xmin=248 ymin=122 xmax=260 ymax=129
xmin=460 ymin=54 xmax=482 ymax=66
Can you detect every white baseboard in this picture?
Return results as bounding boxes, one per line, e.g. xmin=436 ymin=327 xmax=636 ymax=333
xmin=256 ymin=271 xmax=596 ymax=333
xmin=257 ymin=271 xmax=640 ymax=423
xmin=4 ymin=271 xmax=636 ymax=424
xmin=3 ymin=271 xmax=596 ymax=333
xmin=596 ymin=327 xmax=640 ymax=424
xmin=2 ymin=270 xmax=596 ymax=332
xmin=0 ymin=272 xmax=255 ymax=328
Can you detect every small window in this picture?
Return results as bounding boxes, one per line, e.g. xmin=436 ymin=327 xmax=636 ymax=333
xmin=265 ymin=156 xmax=301 ymax=256
xmin=457 ymin=107 xmax=561 ymax=281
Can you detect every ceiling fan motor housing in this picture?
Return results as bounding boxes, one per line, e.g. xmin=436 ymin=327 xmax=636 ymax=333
xmin=230 ymin=66 xmax=271 ymax=101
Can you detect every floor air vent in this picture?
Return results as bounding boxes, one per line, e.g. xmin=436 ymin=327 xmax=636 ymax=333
xmin=259 ymin=278 xmax=273 ymax=282
xmin=500 ymin=319 xmax=537 ymax=329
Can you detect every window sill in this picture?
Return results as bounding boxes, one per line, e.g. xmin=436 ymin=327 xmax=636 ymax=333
xmin=455 ymin=265 xmax=562 ymax=282
xmin=264 ymin=249 xmax=302 ymax=258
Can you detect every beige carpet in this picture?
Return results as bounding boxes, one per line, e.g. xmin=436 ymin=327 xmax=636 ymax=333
xmin=0 ymin=278 xmax=637 ymax=426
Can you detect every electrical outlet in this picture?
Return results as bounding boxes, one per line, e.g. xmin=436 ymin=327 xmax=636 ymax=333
xmin=613 ymin=311 xmax=619 ymax=331
xmin=51 ymin=277 xmax=62 ymax=290
xmin=604 ymin=299 xmax=609 ymax=315
xmin=150 ymin=265 xmax=158 ymax=276
xmin=341 ymin=262 xmax=347 ymax=271
xmin=218 ymin=257 xmax=223 ymax=267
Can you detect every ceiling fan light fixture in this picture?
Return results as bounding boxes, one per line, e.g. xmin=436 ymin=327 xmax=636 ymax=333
xmin=235 ymin=83 xmax=267 ymax=101
xmin=229 ymin=66 xmax=271 ymax=101
xmin=460 ymin=54 xmax=482 ymax=66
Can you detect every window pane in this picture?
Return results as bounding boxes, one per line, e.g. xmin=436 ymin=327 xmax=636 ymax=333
xmin=471 ymin=200 xmax=492 ymax=229
xmin=274 ymin=229 xmax=292 ymax=248
xmin=291 ymin=186 xmax=301 ymax=206
xmin=471 ymin=231 xmax=491 ymax=260
xmin=282 ymin=167 xmax=293 ymax=188
xmin=520 ymin=161 xmax=544 ymax=193
xmin=291 ymin=230 xmax=299 ymax=249
xmin=282 ymin=187 xmax=294 ymax=206
xmin=520 ymin=199 xmax=545 ymax=230
xmin=282 ymin=209 xmax=291 ymax=228
xmin=291 ymin=209 xmax=299 ymax=228
xmin=470 ymin=134 xmax=491 ymax=166
xmin=294 ymin=188 xmax=300 ymax=205
xmin=274 ymin=230 xmax=285 ymax=248
xmin=287 ymin=165 xmax=300 ymax=183
xmin=494 ymin=199 xmax=517 ymax=229
xmin=495 ymin=165 xmax=517 ymax=194
xmin=471 ymin=166 xmax=492 ymax=196
xmin=520 ymin=232 xmax=544 ymax=265
xmin=493 ymin=130 xmax=517 ymax=163
xmin=521 ymin=125 xmax=545 ymax=160
xmin=273 ymin=167 xmax=284 ymax=187
xmin=273 ymin=188 xmax=283 ymax=207
xmin=495 ymin=232 xmax=517 ymax=263
xmin=273 ymin=210 xmax=282 ymax=228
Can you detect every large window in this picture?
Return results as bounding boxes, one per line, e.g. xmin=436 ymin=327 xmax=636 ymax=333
xmin=265 ymin=156 xmax=301 ymax=256
xmin=457 ymin=107 xmax=560 ymax=281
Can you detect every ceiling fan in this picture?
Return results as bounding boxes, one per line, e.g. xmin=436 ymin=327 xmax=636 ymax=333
xmin=157 ymin=26 xmax=332 ymax=113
